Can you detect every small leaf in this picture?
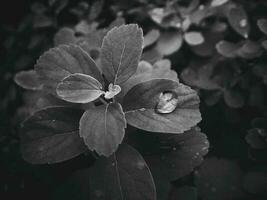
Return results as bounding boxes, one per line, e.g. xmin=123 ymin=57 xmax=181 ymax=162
xmin=184 ymin=31 xmax=205 ymax=46
xmin=56 ymin=73 xmax=104 ymax=103
xmin=20 ymin=107 xmax=87 ymax=164
xmin=53 ymin=144 xmax=156 ymax=200
xmin=100 ymin=24 xmax=143 ymax=85
xmin=211 ymin=0 xmax=229 ymax=7
xmin=79 ymin=103 xmax=126 ymax=156
xmin=216 ymin=40 xmax=239 ymax=58
xmin=181 ymin=61 xmax=221 ymax=90
xmin=14 ymin=70 xmax=42 ymax=90
xmin=143 ymin=29 xmax=160 ymax=48
xmin=257 ymin=19 xmax=267 ymax=35
xmin=155 ymin=30 xmax=183 ymax=56
xmin=35 ymin=44 xmax=103 ymax=95
xmin=227 ymin=7 xmax=250 ymax=38
xmin=120 ymin=60 xmax=178 ymax=98
xmin=237 ymin=40 xmax=262 ymax=59
xmin=104 ymin=83 xmax=121 ymax=99
xmin=223 ymin=89 xmax=244 ymax=108
xmin=54 ymin=27 xmax=76 ymax=46
xmin=123 ymin=79 xmax=201 ymax=133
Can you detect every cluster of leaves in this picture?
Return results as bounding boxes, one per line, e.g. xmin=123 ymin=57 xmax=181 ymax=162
xmin=1 ymin=0 xmax=267 ymax=199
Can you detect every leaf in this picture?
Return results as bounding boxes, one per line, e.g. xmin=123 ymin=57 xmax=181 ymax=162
xmin=123 ymin=79 xmax=201 ymax=133
xmin=184 ymin=31 xmax=205 ymax=46
xmin=223 ymin=89 xmax=244 ymax=108
xmin=56 ymin=73 xmax=104 ymax=103
xmin=120 ymin=60 xmax=178 ymax=98
xmin=227 ymin=7 xmax=250 ymax=38
xmin=100 ymin=24 xmax=143 ymax=85
xmin=79 ymin=103 xmax=126 ymax=156
xmin=180 ymin=61 xmax=221 ymax=90
xmin=195 ymin=158 xmax=245 ymax=200
xmin=143 ymin=29 xmax=160 ymax=48
xmin=35 ymin=44 xmax=103 ymax=95
xmin=237 ymin=40 xmax=262 ymax=59
xmin=53 ymin=144 xmax=156 ymax=200
xmin=211 ymin=0 xmax=229 ymax=7
xmin=20 ymin=107 xmax=87 ymax=164
xmin=146 ymin=127 xmax=209 ymax=181
xmin=155 ymin=30 xmax=183 ymax=56
xmin=216 ymin=40 xmax=240 ymax=58
xmin=257 ymin=19 xmax=267 ymax=35
xmin=14 ymin=70 xmax=43 ymax=90
xmin=54 ymin=27 xmax=76 ymax=46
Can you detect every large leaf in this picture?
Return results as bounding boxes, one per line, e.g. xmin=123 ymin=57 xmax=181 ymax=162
xmin=53 ymin=144 xmax=156 ymax=200
xmin=123 ymin=79 xmax=201 ymax=133
xmin=20 ymin=107 xmax=87 ymax=164
xmin=79 ymin=103 xmax=126 ymax=156
xmin=56 ymin=73 xmax=104 ymax=103
xmin=100 ymin=24 xmax=143 ymax=85
xmin=35 ymin=44 xmax=103 ymax=95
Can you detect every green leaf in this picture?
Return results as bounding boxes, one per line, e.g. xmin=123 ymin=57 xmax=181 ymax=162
xmin=79 ymin=103 xmax=126 ymax=156
xmin=257 ymin=19 xmax=267 ymax=35
xmin=195 ymin=158 xmax=245 ymax=200
xmin=20 ymin=107 xmax=87 ymax=164
xmin=100 ymin=24 xmax=143 ymax=85
xmin=143 ymin=29 xmax=160 ymax=48
xmin=227 ymin=7 xmax=250 ymax=38
xmin=155 ymin=30 xmax=183 ymax=56
xmin=184 ymin=31 xmax=205 ymax=46
xmin=53 ymin=144 xmax=156 ymax=200
xmin=35 ymin=44 xmax=103 ymax=95
xmin=14 ymin=70 xmax=43 ymax=90
xmin=123 ymin=79 xmax=201 ymax=133
xmin=56 ymin=73 xmax=104 ymax=103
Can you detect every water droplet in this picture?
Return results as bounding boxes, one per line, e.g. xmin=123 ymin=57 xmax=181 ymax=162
xmin=172 ymin=147 xmax=177 ymax=151
xmin=104 ymin=83 xmax=121 ymax=99
xmin=239 ymin=19 xmax=247 ymax=27
xmin=139 ymin=108 xmax=146 ymax=112
xmin=112 ymin=162 xmax=115 ymax=166
xmin=156 ymin=92 xmax=178 ymax=114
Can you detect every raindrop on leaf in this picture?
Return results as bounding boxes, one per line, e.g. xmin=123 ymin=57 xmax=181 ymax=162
xmin=156 ymin=92 xmax=178 ymax=114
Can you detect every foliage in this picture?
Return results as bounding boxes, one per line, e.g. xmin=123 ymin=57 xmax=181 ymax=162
xmin=1 ymin=0 xmax=267 ymax=199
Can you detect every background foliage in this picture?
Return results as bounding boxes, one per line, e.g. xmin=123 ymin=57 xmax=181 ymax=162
xmin=1 ymin=0 xmax=267 ymax=199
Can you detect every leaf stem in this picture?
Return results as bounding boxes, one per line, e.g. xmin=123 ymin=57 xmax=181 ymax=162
xmin=99 ymin=97 xmax=108 ymax=105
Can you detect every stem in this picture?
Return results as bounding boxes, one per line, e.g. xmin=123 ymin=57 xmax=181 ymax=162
xmin=99 ymin=97 xmax=108 ymax=105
